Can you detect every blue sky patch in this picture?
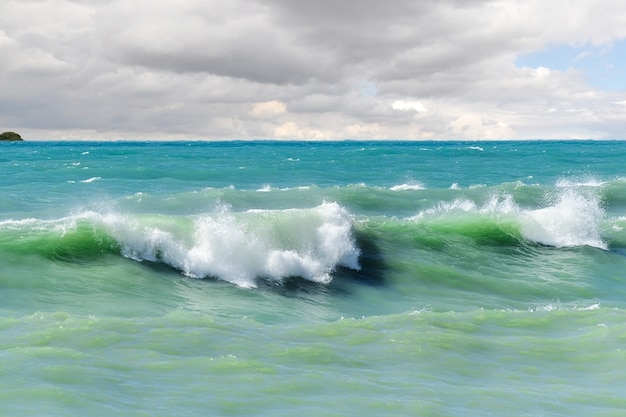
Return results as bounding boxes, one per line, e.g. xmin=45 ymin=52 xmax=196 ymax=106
xmin=516 ymin=40 xmax=626 ymax=90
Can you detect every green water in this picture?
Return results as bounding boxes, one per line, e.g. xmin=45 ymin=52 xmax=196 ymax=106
xmin=1 ymin=141 xmax=626 ymax=416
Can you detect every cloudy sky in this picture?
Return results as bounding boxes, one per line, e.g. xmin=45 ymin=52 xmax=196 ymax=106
xmin=1 ymin=0 xmax=625 ymax=140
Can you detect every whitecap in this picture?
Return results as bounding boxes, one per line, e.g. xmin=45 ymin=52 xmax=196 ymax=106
xmin=518 ymin=189 xmax=606 ymax=249
xmin=88 ymin=202 xmax=360 ymax=288
xmin=390 ymin=183 xmax=425 ymax=191
xmin=410 ymin=189 xmax=607 ymax=249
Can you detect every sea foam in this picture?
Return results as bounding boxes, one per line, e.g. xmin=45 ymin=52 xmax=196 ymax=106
xmin=411 ymin=188 xmax=606 ymax=249
xmin=519 ymin=189 xmax=606 ymax=249
xmin=91 ymin=202 xmax=361 ymax=287
xmin=390 ymin=182 xmax=425 ymax=191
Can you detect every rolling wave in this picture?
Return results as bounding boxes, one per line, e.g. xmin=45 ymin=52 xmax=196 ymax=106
xmin=0 ymin=217 xmax=120 ymax=261
xmin=404 ymin=189 xmax=609 ymax=249
xmin=2 ymin=183 xmax=623 ymax=288
xmin=0 ymin=203 xmax=361 ymax=288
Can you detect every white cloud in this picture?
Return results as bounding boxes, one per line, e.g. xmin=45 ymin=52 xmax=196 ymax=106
xmin=250 ymin=101 xmax=287 ymax=118
xmin=450 ymin=115 xmax=514 ymax=140
xmin=343 ymin=123 xmax=385 ymax=139
xmin=1 ymin=0 xmax=626 ymax=139
xmin=391 ymin=100 xmax=428 ymax=113
xmin=274 ymin=122 xmax=329 ymax=140
xmin=534 ymin=66 xmax=551 ymax=79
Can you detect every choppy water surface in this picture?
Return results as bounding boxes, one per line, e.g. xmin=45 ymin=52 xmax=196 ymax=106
xmin=2 ymin=140 xmax=626 ymax=416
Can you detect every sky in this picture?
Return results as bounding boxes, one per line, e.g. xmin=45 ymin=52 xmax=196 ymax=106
xmin=1 ymin=0 xmax=625 ymax=140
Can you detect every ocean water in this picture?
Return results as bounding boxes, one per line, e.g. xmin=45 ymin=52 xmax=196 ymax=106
xmin=1 ymin=140 xmax=626 ymax=416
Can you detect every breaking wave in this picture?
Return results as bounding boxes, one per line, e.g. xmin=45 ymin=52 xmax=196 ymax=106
xmin=408 ymin=188 xmax=608 ymax=249
xmin=0 ymin=202 xmax=361 ymax=288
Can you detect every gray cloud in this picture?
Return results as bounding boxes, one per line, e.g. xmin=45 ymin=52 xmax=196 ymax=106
xmin=1 ymin=0 xmax=625 ymax=140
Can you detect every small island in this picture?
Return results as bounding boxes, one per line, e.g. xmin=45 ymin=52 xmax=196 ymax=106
xmin=0 ymin=131 xmax=23 ymax=141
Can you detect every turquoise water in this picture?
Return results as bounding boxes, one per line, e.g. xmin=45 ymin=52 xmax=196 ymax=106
xmin=1 ymin=140 xmax=626 ymax=416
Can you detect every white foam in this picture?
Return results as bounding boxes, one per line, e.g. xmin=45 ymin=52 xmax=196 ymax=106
xmin=519 ymin=189 xmax=606 ymax=249
xmin=0 ymin=218 xmax=41 ymax=228
xmin=411 ymin=194 xmax=517 ymax=220
xmin=390 ymin=182 xmax=425 ymax=191
xmin=528 ymin=303 xmax=601 ymax=313
xmin=90 ymin=202 xmax=361 ymax=287
xmin=411 ymin=189 xmax=607 ymax=249
xmin=80 ymin=177 xmax=101 ymax=183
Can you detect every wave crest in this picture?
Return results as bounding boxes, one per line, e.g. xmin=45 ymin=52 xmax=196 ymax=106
xmin=0 ymin=203 xmax=361 ymax=287
xmin=519 ymin=189 xmax=605 ymax=249
xmin=86 ymin=203 xmax=359 ymax=287
xmin=410 ymin=189 xmax=606 ymax=249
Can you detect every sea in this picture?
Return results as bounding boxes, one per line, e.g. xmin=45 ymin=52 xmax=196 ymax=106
xmin=1 ymin=140 xmax=626 ymax=416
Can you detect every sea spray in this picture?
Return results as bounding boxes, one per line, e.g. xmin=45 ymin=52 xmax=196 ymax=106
xmin=92 ymin=202 xmax=360 ymax=287
xmin=408 ymin=187 xmax=607 ymax=249
xmin=519 ymin=188 xmax=606 ymax=249
xmin=0 ymin=203 xmax=361 ymax=286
